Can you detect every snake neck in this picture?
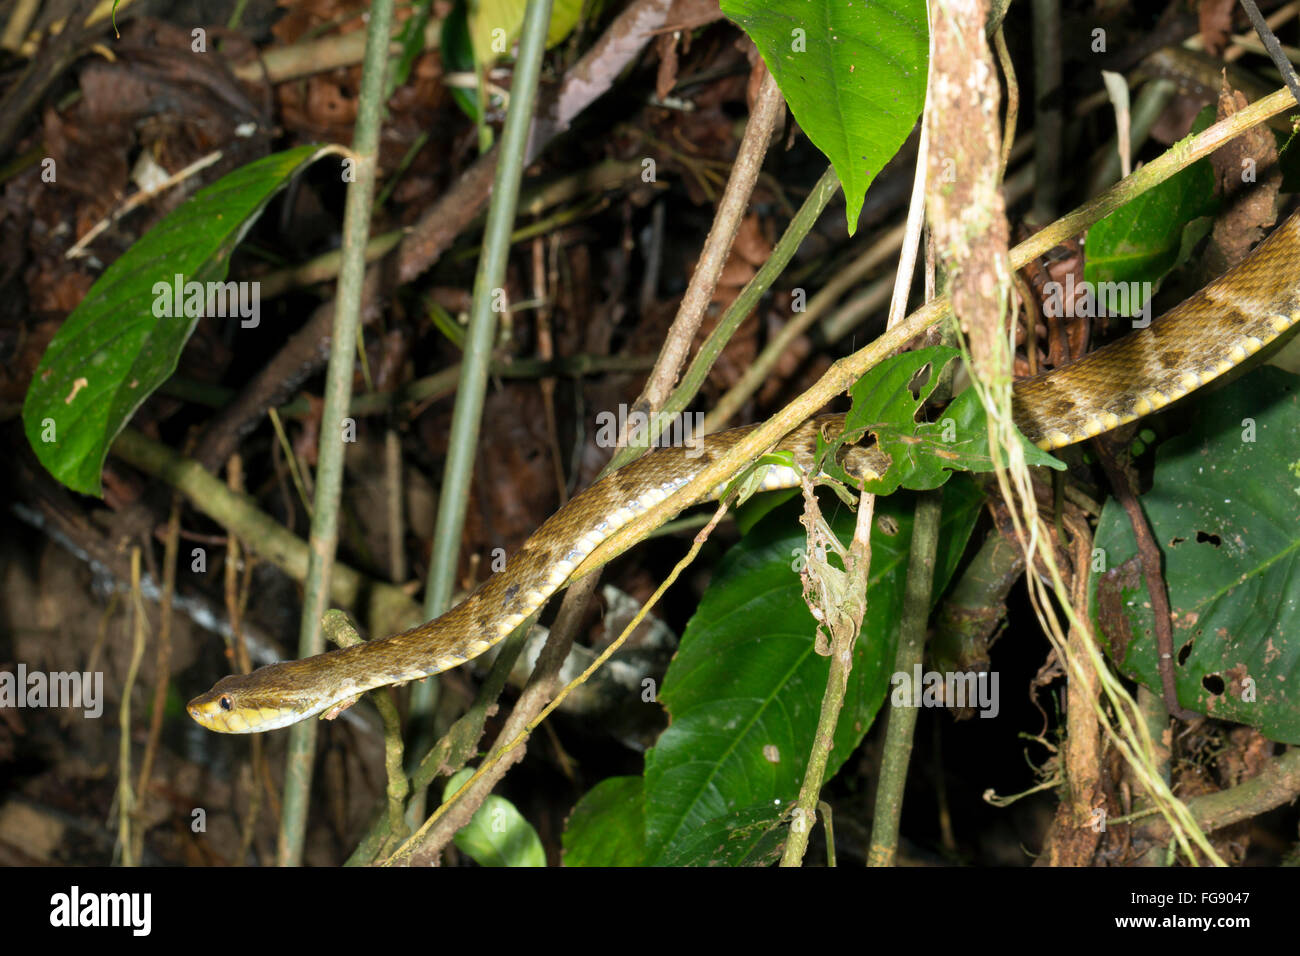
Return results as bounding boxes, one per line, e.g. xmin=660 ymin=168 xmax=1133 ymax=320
xmin=354 ymin=416 xmax=853 ymax=693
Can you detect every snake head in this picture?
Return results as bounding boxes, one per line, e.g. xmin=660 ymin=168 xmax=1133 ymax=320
xmin=187 ymin=661 xmax=343 ymax=733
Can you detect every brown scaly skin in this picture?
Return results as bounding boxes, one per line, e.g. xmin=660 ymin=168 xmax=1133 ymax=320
xmin=190 ymin=211 xmax=1300 ymax=732
xmin=1013 ymin=210 xmax=1300 ymax=448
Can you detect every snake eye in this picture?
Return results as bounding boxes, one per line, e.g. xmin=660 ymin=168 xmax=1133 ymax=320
xmin=219 ymin=695 xmax=232 ymax=711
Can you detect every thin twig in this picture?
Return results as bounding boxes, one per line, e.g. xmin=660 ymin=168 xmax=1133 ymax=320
xmin=225 ymin=454 xmax=267 ymax=864
xmin=1240 ymin=0 xmax=1300 ymax=107
xmin=65 ymin=150 xmax=224 ymax=259
xmin=131 ymin=491 xmax=181 ymax=865
xmin=267 ymin=407 xmax=313 ymax=518
xmin=637 ymin=68 xmax=785 ymax=415
xmin=117 ymin=547 xmax=148 ymax=866
xmin=532 ymin=236 xmax=567 ymax=503
xmin=1093 ymin=437 xmax=1196 ymax=720
xmin=993 ymin=25 xmax=1018 ymax=180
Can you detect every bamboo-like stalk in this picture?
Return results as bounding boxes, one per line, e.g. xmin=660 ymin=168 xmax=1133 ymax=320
xmin=276 ymin=0 xmax=396 ymax=866
xmin=408 ymin=0 xmax=559 ymax=786
xmin=866 ymin=493 xmax=942 ymax=866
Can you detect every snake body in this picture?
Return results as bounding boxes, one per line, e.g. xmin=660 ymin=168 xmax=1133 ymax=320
xmin=188 ymin=212 xmax=1300 ymax=733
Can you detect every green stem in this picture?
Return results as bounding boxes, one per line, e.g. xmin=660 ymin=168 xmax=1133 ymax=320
xmin=607 ymin=165 xmax=841 ymax=471
xmin=867 ymin=492 xmax=943 ymax=867
xmin=277 ymin=0 xmax=395 ymax=866
xmin=409 ymin=0 xmax=556 ymax=791
xmin=322 ymin=610 xmax=410 ymax=854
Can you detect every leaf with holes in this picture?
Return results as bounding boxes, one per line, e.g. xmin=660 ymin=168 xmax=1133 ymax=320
xmin=819 ymin=347 xmax=1063 ymax=495
xmin=1091 ymin=368 xmax=1300 ymax=742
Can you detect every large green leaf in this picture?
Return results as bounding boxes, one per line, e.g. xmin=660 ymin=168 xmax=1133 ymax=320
xmin=1091 ymin=368 xmax=1300 ymax=741
xmin=640 ymin=477 xmax=982 ymax=863
xmin=23 ymin=145 xmax=334 ymax=495
xmin=721 ymin=0 xmax=927 ymax=234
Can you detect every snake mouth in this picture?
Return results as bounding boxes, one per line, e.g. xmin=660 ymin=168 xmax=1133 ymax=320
xmin=187 ymin=699 xmax=276 ymax=733
xmin=186 ymin=692 xmax=265 ymax=733
xmin=186 ymin=700 xmax=225 ymax=730
xmin=187 ymin=696 xmax=240 ymax=733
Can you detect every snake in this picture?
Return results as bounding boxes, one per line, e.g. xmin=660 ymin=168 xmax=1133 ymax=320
xmin=187 ymin=210 xmax=1300 ymax=733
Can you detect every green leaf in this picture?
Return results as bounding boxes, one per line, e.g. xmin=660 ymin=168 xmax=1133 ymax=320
xmin=819 ymin=347 xmax=1061 ymax=494
xmin=443 ymin=768 xmax=546 ymax=866
xmin=656 ymin=801 xmax=788 ymax=866
xmin=833 ymin=347 xmax=967 ymax=493
xmin=942 ymin=386 xmax=1068 ymax=473
xmin=390 ymin=0 xmax=437 ymax=94
xmin=723 ymin=450 xmax=799 ymax=507
xmin=427 ymin=299 xmax=466 ymax=349
xmin=1091 ymin=368 xmax=1300 ymax=742
xmin=442 ymin=1 xmax=482 ymax=123
xmin=1082 ymin=160 xmax=1217 ymax=318
xmin=641 ymin=477 xmax=982 ymax=863
xmin=562 ymin=776 xmax=647 ymax=866
xmin=721 ymin=0 xmax=927 ymax=234
xmin=23 ymin=145 xmax=334 ymax=495
xmin=467 ymin=0 xmax=583 ymax=67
